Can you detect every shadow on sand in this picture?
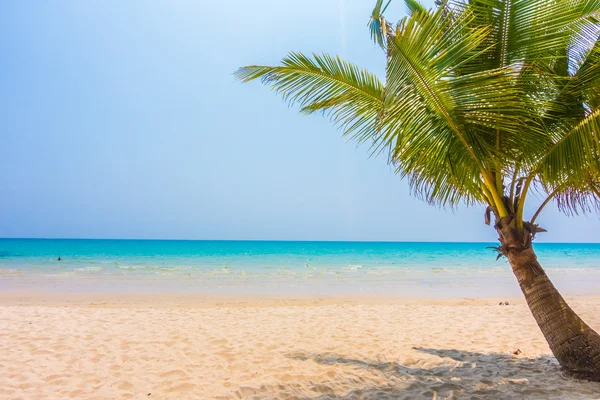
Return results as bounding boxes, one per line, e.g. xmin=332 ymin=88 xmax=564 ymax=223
xmin=236 ymin=347 xmax=600 ymax=399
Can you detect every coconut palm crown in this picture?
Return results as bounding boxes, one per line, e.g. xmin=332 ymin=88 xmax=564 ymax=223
xmin=236 ymin=0 xmax=600 ymax=380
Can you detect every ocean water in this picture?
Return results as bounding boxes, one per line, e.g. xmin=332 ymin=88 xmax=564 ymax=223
xmin=1 ymin=239 xmax=599 ymax=297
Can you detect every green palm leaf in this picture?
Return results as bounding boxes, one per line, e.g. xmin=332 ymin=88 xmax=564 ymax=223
xmin=235 ymin=53 xmax=386 ymax=146
xmin=537 ymin=107 xmax=600 ymax=187
xmin=369 ymin=0 xmax=392 ymax=48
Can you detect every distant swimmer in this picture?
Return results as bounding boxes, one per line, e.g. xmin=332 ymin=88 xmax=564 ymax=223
xmin=57 ymin=257 xmax=61 ymax=261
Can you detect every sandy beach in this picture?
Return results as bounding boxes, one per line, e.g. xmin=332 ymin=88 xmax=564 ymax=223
xmin=1 ymin=293 xmax=599 ymax=399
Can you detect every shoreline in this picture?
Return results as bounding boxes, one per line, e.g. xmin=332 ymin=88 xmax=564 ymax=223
xmin=4 ymin=273 xmax=600 ymax=301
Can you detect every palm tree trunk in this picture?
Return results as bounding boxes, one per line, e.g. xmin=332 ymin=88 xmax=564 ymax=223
xmin=496 ymin=217 xmax=600 ymax=381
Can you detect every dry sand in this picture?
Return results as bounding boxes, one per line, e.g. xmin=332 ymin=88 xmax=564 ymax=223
xmin=1 ymin=293 xmax=600 ymax=399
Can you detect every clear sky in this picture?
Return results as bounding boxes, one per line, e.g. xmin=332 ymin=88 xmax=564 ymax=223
xmin=1 ymin=0 xmax=598 ymax=242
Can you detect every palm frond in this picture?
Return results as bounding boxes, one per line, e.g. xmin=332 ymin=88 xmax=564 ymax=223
xmin=536 ymin=107 xmax=600 ymax=188
xmin=452 ymin=0 xmax=600 ymax=69
xmin=235 ymin=53 xmax=386 ymax=145
xmin=379 ymin=6 xmax=544 ymax=206
xmin=553 ymin=173 xmax=600 ymax=216
xmin=405 ymin=0 xmax=426 ymax=15
xmin=369 ymin=0 xmax=392 ymax=48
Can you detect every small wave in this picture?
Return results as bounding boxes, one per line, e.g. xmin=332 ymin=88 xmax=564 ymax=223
xmin=117 ymin=265 xmax=139 ymax=270
xmin=341 ymin=265 xmax=363 ymax=271
xmin=75 ymin=266 xmax=104 ymax=272
xmin=44 ymin=272 xmax=77 ymax=277
xmin=116 ymin=265 xmax=196 ymax=272
xmin=154 ymin=271 xmax=175 ymax=276
xmin=430 ymin=267 xmax=448 ymax=273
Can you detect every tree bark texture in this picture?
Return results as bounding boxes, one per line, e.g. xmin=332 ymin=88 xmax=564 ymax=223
xmin=495 ymin=217 xmax=600 ymax=381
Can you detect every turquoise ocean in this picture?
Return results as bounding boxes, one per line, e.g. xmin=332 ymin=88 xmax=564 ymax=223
xmin=1 ymin=239 xmax=599 ymax=297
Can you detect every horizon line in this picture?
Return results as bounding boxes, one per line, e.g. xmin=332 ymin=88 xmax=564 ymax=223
xmin=1 ymin=237 xmax=599 ymax=245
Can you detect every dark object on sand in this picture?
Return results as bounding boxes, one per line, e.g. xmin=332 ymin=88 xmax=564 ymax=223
xmin=513 ymin=349 xmax=522 ymax=355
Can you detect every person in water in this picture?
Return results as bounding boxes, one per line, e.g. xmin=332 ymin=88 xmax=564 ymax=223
xmin=57 ymin=257 xmax=61 ymax=261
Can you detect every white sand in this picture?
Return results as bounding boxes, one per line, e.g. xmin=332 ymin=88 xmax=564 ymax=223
xmin=1 ymin=293 xmax=600 ymax=399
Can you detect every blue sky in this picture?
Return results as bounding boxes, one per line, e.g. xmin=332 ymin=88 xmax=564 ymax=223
xmin=1 ymin=0 xmax=599 ymax=242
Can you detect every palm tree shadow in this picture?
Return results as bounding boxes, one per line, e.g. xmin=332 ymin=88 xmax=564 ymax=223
xmin=236 ymin=348 xmax=600 ymax=399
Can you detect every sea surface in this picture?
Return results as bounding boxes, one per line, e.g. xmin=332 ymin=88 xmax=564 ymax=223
xmin=1 ymin=239 xmax=599 ymax=297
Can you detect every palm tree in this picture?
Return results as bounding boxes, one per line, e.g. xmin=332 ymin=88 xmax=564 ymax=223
xmin=236 ymin=0 xmax=600 ymax=380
